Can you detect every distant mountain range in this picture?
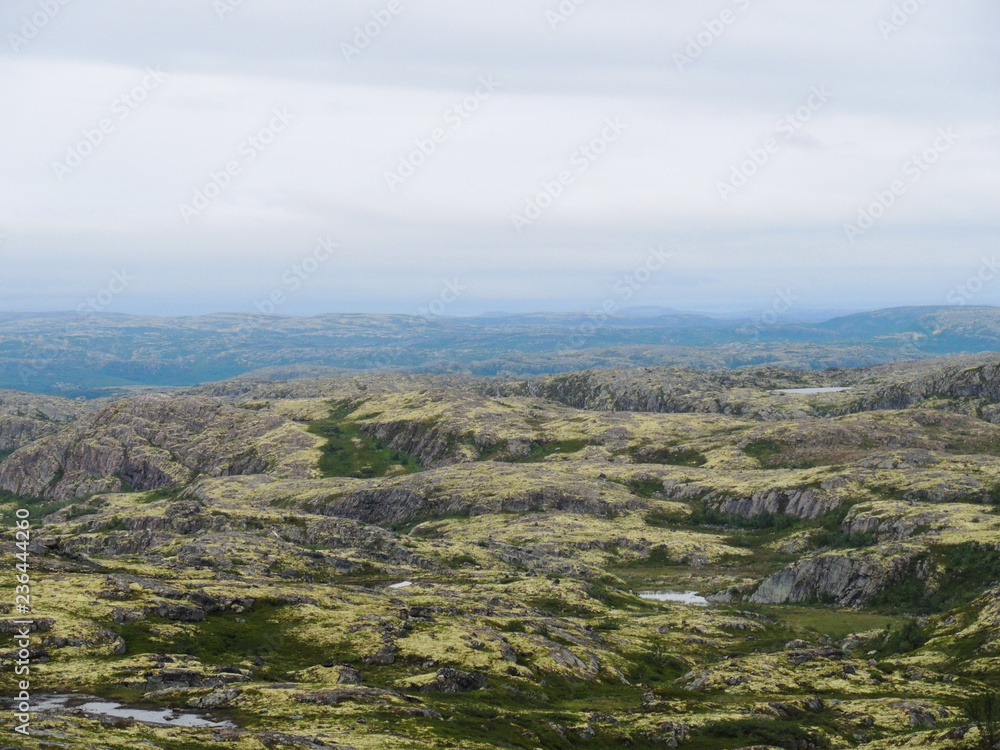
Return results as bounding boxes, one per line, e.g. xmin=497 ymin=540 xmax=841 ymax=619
xmin=4 ymin=305 xmax=1000 ymax=396
xmin=618 ymin=305 xmax=865 ymax=322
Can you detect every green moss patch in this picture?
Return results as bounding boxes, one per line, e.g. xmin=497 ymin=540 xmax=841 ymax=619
xmin=308 ymin=402 xmax=422 ymax=479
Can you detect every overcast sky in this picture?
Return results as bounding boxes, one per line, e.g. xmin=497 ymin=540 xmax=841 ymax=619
xmin=1 ymin=0 xmax=997 ymax=317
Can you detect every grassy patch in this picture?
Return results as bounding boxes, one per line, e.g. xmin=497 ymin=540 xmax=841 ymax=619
xmin=628 ymin=547 xmax=686 ymax=568
xmin=622 ymin=646 xmax=688 ymax=685
xmin=643 ymin=507 xmax=689 ymax=527
xmin=393 ymin=508 xmax=473 ymax=535
xmin=139 ymin=487 xmax=186 ymax=503
xmin=0 ymin=488 xmax=74 ymax=525
xmin=868 ymin=542 xmax=1000 ymax=614
xmin=809 ymin=503 xmax=877 ymax=550
xmin=626 ymin=478 xmax=667 ymax=499
xmin=525 ymin=596 xmax=597 ymax=618
xmin=687 ymin=503 xmax=798 ymax=533
xmin=985 ymin=483 xmax=1000 ymax=505
xmin=448 ymin=553 xmax=478 ymax=568
xmin=741 ymin=439 xmax=785 ymax=466
xmin=874 ymin=619 xmax=929 ymax=656
xmin=112 ymin=601 xmax=325 ymax=681
xmin=693 ymin=717 xmax=829 ymax=750
xmin=308 ymin=402 xmax=422 ymax=479
xmin=420 ymin=690 xmax=652 ymax=749
xmin=743 ymin=604 xmax=899 ymax=641
xmin=515 ymin=439 xmax=589 ymax=463
xmin=644 ymin=446 xmax=707 ymax=467
xmin=478 ymin=438 xmax=590 ymax=463
xmin=589 ymin=581 xmax=647 ymax=609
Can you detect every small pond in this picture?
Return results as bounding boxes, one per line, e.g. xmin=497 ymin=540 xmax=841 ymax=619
xmin=24 ymin=694 xmax=235 ymax=729
xmin=771 ymin=387 xmax=852 ymax=394
xmin=638 ymin=591 xmax=709 ymax=606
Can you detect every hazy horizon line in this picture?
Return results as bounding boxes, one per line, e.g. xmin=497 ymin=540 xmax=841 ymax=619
xmin=0 ymin=303 xmax=994 ymax=322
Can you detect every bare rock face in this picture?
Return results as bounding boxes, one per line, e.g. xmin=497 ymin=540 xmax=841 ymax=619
xmin=0 ymin=391 xmax=94 ymax=456
xmin=0 ymin=415 xmax=56 ymax=455
xmin=714 ymin=488 xmax=840 ymax=522
xmin=0 ymin=395 xmax=317 ymax=499
xmin=336 ymin=666 xmax=363 ymax=685
xmin=0 ymin=390 xmax=92 ymax=418
xmin=851 ymin=359 xmax=1000 ymax=413
xmin=488 ymin=366 xmax=844 ymax=420
xmin=841 ymin=502 xmax=957 ymax=542
xmin=748 ymin=548 xmax=920 ymax=607
xmin=298 ymin=465 xmax=639 ymax=527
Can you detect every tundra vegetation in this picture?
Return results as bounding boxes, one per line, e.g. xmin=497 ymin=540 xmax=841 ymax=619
xmin=7 ymin=350 xmax=1000 ymax=748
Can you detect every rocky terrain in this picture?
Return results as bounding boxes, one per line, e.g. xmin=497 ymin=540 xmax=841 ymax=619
xmin=4 ymin=354 xmax=1000 ymax=748
xmin=0 ymin=390 xmax=97 ymax=460
xmin=0 ymin=395 xmax=320 ymax=500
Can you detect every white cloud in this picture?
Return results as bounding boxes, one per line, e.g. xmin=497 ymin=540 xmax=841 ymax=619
xmin=0 ymin=0 xmax=996 ymax=314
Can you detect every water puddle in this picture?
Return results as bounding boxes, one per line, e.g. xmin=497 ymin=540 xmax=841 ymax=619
xmin=27 ymin=694 xmax=235 ymax=728
xmin=388 ymin=580 xmax=414 ymax=589
xmin=772 ymin=387 xmax=852 ymax=394
xmin=638 ymin=590 xmax=709 ymax=606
